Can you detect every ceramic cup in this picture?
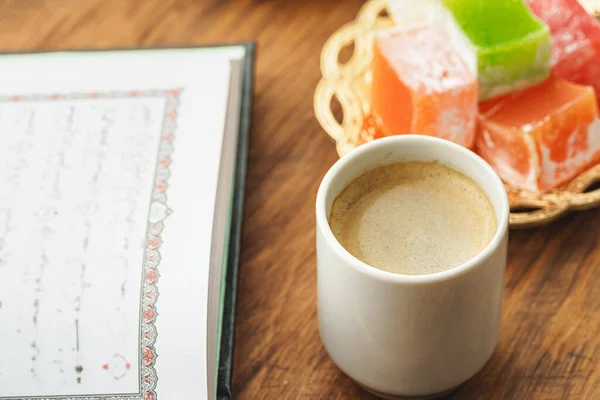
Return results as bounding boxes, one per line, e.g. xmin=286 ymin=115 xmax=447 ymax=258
xmin=315 ymin=135 xmax=510 ymax=399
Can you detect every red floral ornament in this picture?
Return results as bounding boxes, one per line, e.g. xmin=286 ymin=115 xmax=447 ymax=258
xmin=143 ymin=391 xmax=156 ymax=400
xmin=143 ymin=346 xmax=156 ymax=367
xmin=148 ymin=236 xmax=160 ymax=249
xmin=156 ymin=181 xmax=167 ymax=192
xmin=143 ymin=305 xmax=156 ymax=323
xmin=146 ymin=268 xmax=158 ymax=284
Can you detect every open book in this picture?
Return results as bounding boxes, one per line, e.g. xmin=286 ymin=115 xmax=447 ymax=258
xmin=0 ymin=43 xmax=254 ymax=400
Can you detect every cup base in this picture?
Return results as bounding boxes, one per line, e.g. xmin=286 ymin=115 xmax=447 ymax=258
xmin=357 ymin=382 xmax=460 ymax=400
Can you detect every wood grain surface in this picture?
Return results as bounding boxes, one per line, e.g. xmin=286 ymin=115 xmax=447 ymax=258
xmin=3 ymin=0 xmax=599 ymax=399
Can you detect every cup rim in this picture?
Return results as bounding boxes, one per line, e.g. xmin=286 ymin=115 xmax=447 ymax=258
xmin=316 ymin=135 xmax=510 ymax=284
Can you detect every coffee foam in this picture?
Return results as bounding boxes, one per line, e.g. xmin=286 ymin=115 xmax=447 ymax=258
xmin=329 ymin=162 xmax=497 ymax=275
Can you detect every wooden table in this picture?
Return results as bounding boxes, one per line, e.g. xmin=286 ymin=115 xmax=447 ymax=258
xmin=5 ymin=0 xmax=600 ymax=398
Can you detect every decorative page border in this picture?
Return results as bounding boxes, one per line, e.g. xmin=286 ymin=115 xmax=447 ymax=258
xmin=0 ymin=89 xmax=182 ymax=400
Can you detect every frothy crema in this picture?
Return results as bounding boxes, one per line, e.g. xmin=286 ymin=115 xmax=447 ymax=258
xmin=329 ymin=162 xmax=497 ymax=275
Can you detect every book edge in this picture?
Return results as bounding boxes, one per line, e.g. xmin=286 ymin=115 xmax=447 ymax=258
xmin=216 ymin=42 xmax=256 ymax=400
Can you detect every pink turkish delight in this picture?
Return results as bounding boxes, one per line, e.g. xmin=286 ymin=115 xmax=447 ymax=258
xmin=526 ymin=0 xmax=600 ymax=100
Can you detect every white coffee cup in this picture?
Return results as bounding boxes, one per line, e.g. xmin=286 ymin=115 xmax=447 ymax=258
xmin=315 ymin=135 xmax=509 ymax=399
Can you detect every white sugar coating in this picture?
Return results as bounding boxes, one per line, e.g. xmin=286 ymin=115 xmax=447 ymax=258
xmin=387 ymin=0 xmax=443 ymax=28
xmin=387 ymin=0 xmax=478 ymax=75
xmin=375 ymin=26 xmax=475 ymax=94
xmin=329 ymin=162 xmax=497 ymax=275
xmin=539 ymin=118 xmax=600 ymax=189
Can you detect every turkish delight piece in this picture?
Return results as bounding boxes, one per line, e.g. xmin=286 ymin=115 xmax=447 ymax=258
xmin=387 ymin=0 xmax=552 ymax=100
xmin=441 ymin=0 xmax=551 ymax=100
xmin=387 ymin=0 xmax=441 ymax=28
xmin=476 ymin=77 xmax=600 ymax=192
xmin=370 ymin=26 xmax=478 ymax=148
xmin=525 ymin=0 xmax=600 ymax=101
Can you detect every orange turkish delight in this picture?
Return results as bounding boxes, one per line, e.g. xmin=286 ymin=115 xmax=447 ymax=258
xmin=477 ymin=77 xmax=600 ymax=193
xmin=371 ymin=26 xmax=478 ymax=148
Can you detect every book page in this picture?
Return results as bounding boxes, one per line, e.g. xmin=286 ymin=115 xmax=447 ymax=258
xmin=0 ymin=47 xmax=244 ymax=400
